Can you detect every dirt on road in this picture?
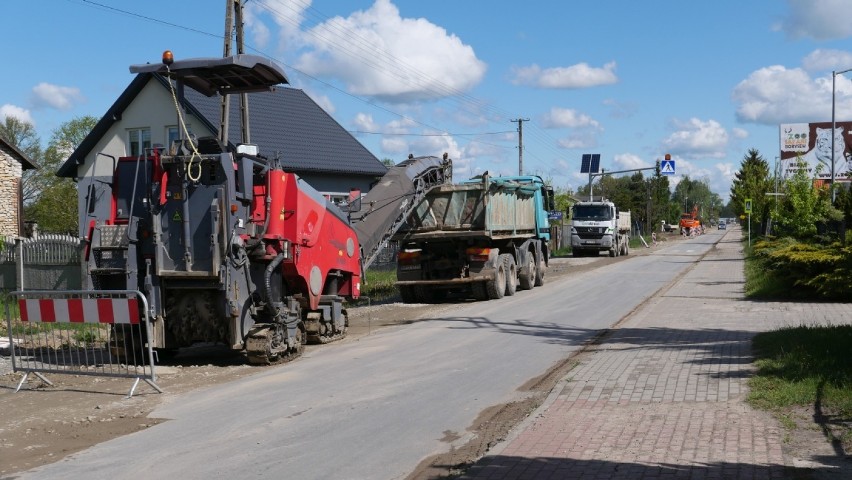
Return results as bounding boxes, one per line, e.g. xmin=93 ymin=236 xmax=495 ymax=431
xmin=0 ymin=232 xmax=719 ymax=479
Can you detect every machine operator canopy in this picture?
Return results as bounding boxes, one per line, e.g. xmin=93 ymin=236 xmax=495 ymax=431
xmin=130 ymin=53 xmax=289 ymax=96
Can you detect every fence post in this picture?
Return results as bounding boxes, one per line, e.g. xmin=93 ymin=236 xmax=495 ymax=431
xmin=15 ymin=237 xmax=23 ymax=291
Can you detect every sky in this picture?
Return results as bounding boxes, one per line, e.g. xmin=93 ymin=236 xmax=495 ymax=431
xmin=5 ymin=0 xmax=852 ymax=202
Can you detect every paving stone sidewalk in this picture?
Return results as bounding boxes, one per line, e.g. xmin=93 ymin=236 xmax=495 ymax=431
xmin=465 ymin=228 xmax=851 ymax=479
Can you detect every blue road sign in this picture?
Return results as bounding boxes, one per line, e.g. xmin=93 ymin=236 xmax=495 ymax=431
xmin=661 ymin=159 xmax=675 ymax=175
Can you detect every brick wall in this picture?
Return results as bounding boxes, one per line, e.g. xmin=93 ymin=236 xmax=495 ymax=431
xmin=0 ymin=145 xmax=23 ymax=237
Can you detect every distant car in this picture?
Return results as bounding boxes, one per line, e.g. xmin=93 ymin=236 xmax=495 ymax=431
xmin=718 ymin=222 xmax=727 ymax=230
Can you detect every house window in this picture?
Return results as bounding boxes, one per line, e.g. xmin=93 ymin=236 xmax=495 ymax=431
xmin=128 ymin=128 xmax=151 ymax=157
xmin=166 ymin=126 xmax=179 ymax=147
xmin=165 ymin=126 xmax=193 ymax=154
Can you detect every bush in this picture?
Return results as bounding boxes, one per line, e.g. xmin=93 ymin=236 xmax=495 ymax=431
xmin=749 ymin=238 xmax=852 ymax=300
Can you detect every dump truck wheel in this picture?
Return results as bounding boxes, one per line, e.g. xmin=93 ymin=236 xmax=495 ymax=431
xmin=486 ymin=261 xmax=506 ymax=300
xmin=472 ymin=282 xmax=489 ymax=301
xmin=534 ymin=251 xmax=546 ymax=287
xmin=399 ymin=285 xmax=416 ymax=304
xmin=502 ymin=254 xmax=517 ymax=296
xmin=414 ymin=285 xmax=435 ymax=303
xmin=519 ymin=253 xmax=535 ymax=290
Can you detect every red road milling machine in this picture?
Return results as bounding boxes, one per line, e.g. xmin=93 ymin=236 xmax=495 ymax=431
xmin=80 ymin=52 xmax=448 ymax=364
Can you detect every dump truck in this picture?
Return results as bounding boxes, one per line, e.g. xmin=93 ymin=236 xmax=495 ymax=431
xmin=393 ymin=173 xmax=554 ymax=302
xmin=570 ymin=198 xmax=631 ymax=257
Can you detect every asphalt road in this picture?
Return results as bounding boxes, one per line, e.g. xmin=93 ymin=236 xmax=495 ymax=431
xmin=18 ymin=233 xmax=723 ymax=479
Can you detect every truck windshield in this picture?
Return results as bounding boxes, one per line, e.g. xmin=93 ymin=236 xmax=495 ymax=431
xmin=573 ymin=205 xmax=612 ymax=220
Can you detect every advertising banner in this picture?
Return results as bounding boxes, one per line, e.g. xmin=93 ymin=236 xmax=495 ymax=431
xmin=779 ymin=122 xmax=852 ymax=181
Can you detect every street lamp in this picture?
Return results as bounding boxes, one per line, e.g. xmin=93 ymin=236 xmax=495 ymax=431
xmin=831 ymin=68 xmax=852 ymax=203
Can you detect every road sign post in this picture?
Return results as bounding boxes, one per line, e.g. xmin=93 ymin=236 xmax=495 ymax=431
xmin=744 ymin=198 xmax=752 ymax=246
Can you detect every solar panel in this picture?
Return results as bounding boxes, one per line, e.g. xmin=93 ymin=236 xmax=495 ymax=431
xmin=580 ymin=154 xmax=600 ymax=173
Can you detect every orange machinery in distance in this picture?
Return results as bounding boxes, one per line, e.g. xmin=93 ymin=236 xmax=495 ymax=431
xmin=679 ymin=204 xmax=702 ymax=236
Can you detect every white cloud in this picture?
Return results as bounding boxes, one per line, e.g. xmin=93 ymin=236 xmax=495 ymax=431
xmin=661 ymin=118 xmax=729 ymax=158
xmin=294 ymin=0 xmax=486 ymax=103
xmin=381 ymin=136 xmax=409 ymax=155
xmin=540 ymin=107 xmax=600 ymax=129
xmin=557 ymin=134 xmax=598 ymax=150
xmin=386 ymin=117 xmax=417 ymax=133
xmin=510 ymin=62 xmax=617 ymax=89
xmin=409 ymin=130 xmax=459 ymax=159
xmin=30 ymin=83 xmax=84 ymax=111
xmin=732 ymin=65 xmax=833 ymax=124
xmin=352 ymin=113 xmax=379 ymax=132
xmin=244 ymin=0 xmax=310 ymax=51
xmin=0 ymin=104 xmax=34 ymax=125
xmin=782 ymin=0 xmax=852 ymax=40
xmin=802 ymin=49 xmax=852 ymax=72
xmin=731 ymin=128 xmax=749 ymax=139
xmin=613 ymin=153 xmax=650 ymax=170
xmin=602 ymin=98 xmax=638 ymax=119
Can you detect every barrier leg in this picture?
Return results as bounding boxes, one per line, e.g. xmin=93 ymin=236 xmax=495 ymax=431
xmin=125 ymin=377 xmax=164 ymax=399
xmin=14 ymin=372 xmax=54 ymax=393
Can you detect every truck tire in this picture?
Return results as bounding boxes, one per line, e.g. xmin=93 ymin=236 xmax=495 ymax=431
xmin=399 ymin=285 xmax=416 ymax=304
xmin=472 ymin=282 xmax=489 ymax=301
xmin=485 ymin=261 xmax=506 ymax=300
xmin=519 ymin=252 xmax=535 ymax=290
xmin=534 ymin=251 xmax=546 ymax=287
xmin=609 ymin=245 xmax=617 ymax=257
xmin=414 ymin=285 xmax=435 ymax=303
xmin=502 ymin=254 xmax=517 ymax=296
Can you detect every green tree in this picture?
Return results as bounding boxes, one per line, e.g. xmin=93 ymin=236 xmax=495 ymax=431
xmin=552 ymin=185 xmax=574 ymax=214
xmin=24 ymin=116 xmax=98 ymax=234
xmin=730 ymin=149 xmax=772 ymax=233
xmin=0 ymin=116 xmax=43 ymax=204
xmin=773 ymin=163 xmax=837 ymax=239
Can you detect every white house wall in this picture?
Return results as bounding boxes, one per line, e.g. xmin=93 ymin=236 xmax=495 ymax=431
xmin=78 ymin=78 xmax=214 ymax=178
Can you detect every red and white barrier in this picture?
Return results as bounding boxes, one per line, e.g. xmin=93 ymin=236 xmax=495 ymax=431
xmin=8 ymin=290 xmax=161 ymax=397
xmin=18 ymin=297 xmax=140 ymax=324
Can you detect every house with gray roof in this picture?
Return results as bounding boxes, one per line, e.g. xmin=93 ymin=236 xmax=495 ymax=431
xmin=0 ymin=135 xmax=38 ymax=236
xmin=58 ymin=72 xmax=387 ymax=236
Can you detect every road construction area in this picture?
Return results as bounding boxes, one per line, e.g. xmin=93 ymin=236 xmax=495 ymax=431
xmin=2 ymin=227 xmax=848 ymax=479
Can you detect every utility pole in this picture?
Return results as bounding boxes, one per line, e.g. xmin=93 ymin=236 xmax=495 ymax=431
xmin=220 ymin=0 xmax=251 ymax=145
xmin=219 ymin=0 xmax=234 ymax=145
xmin=511 ymin=118 xmax=529 ymax=175
xmin=234 ymin=0 xmax=250 ymax=144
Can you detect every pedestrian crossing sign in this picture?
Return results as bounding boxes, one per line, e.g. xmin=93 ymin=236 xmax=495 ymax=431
xmin=661 ymin=159 xmax=675 ymax=175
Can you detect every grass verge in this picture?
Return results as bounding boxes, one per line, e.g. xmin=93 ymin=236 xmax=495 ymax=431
xmin=747 ymin=324 xmax=852 ymax=453
xmin=352 ymin=268 xmax=399 ymax=305
xmin=745 ymin=238 xmax=852 ymax=453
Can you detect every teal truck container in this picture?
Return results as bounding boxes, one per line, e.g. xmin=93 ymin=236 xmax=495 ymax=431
xmin=393 ymin=173 xmax=554 ymax=303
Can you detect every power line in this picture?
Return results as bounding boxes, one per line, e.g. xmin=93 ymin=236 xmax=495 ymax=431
xmin=349 ymin=130 xmax=515 ymax=137
xmin=70 ymin=0 xmax=572 ymax=170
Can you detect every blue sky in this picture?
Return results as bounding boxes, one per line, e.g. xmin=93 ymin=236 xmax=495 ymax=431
xmin=5 ymin=0 xmax=852 ymax=201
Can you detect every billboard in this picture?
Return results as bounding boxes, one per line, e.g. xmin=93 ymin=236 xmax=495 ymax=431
xmin=779 ymin=122 xmax=852 ymax=182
